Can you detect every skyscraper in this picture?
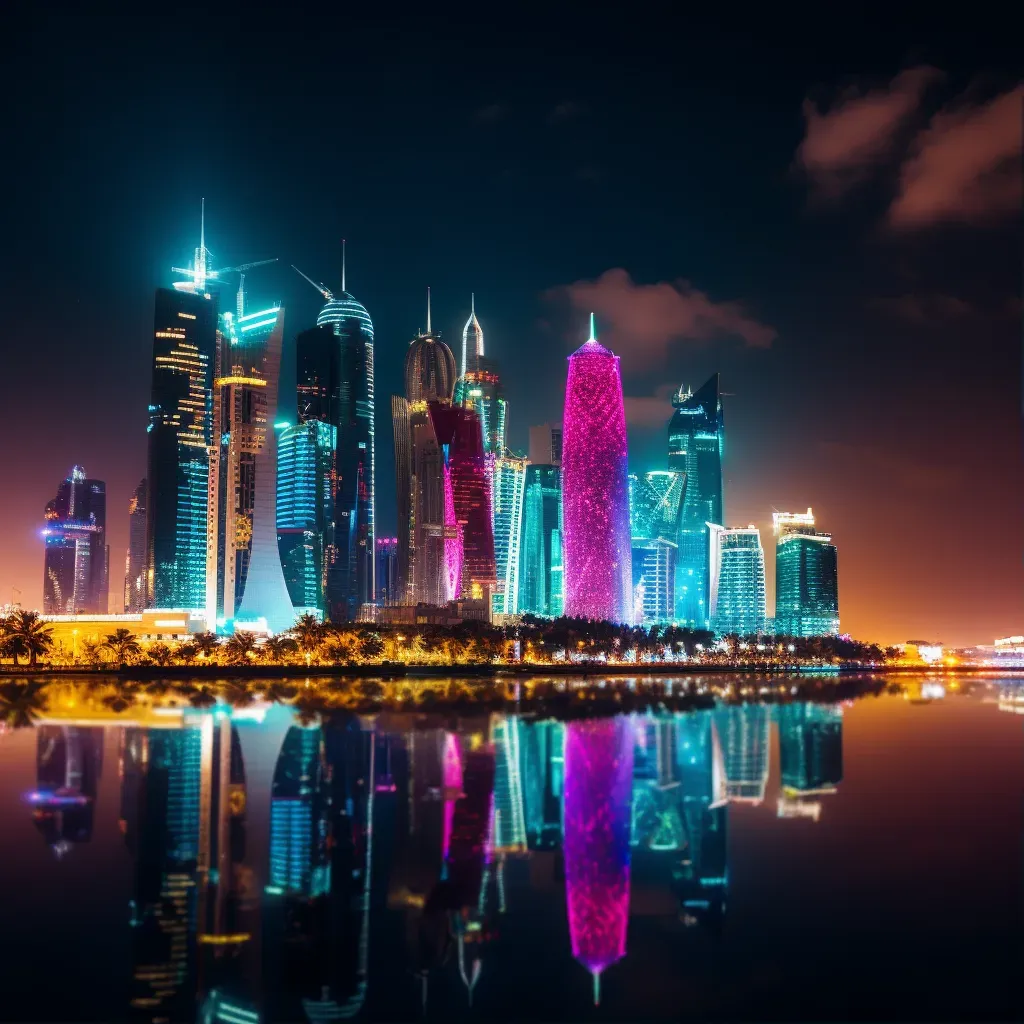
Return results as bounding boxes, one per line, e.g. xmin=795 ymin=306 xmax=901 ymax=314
xmin=42 ymin=466 xmax=109 ymax=614
xmin=713 ymin=704 xmax=770 ymax=804
xmin=490 ymin=455 xmax=527 ymax=616
xmin=374 ymin=537 xmax=400 ymax=605
xmin=778 ymin=703 xmax=843 ymax=795
xmin=277 ymin=419 xmax=336 ymax=613
xmin=232 ymin=309 xmax=296 ymax=634
xmin=123 ymin=479 xmax=147 ymax=613
xmin=668 ymin=375 xmax=724 ymax=627
xmin=454 ymin=296 xmax=507 ymax=457
xmin=518 ymin=464 xmax=563 ymax=617
xmin=773 ymin=509 xmax=840 ymax=636
xmin=562 ymin=316 xmax=632 ymax=624
xmin=629 ymin=470 xmax=686 ymax=543
xmin=429 ymin=402 xmax=496 ymax=602
xmin=630 ymin=538 xmax=676 ymax=625
xmin=528 ymin=423 xmax=563 ymax=468
xmin=147 ymin=287 xmax=217 ymax=610
xmin=629 ymin=470 xmax=685 ymax=625
xmin=294 ymin=259 xmax=376 ymax=620
xmin=708 ymin=525 xmax=766 ymax=636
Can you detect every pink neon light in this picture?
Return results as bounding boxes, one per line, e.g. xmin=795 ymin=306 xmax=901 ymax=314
xmin=442 ymin=732 xmax=463 ymax=860
xmin=561 ymin=335 xmax=632 ymax=623
xmin=563 ymin=718 xmax=633 ymax=986
xmin=442 ymin=461 xmax=464 ymax=603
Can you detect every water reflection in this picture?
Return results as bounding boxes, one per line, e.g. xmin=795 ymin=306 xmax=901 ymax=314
xmin=2 ymin=682 xmax=1019 ymax=1021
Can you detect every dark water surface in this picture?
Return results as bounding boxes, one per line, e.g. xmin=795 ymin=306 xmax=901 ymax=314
xmin=0 ymin=676 xmax=1020 ymax=1022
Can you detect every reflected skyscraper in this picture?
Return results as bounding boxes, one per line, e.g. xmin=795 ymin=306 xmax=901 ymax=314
xmin=490 ymin=716 xmax=527 ymax=853
xmin=32 ymin=726 xmax=104 ymax=852
xmin=778 ymin=703 xmax=843 ymax=809
xmin=124 ymin=478 xmax=147 ymax=613
xmin=708 ymin=525 xmax=767 ymax=636
xmin=668 ymin=375 xmax=724 ymax=626
xmin=42 ymin=466 xmax=109 ymax=614
xmin=520 ymin=720 xmax=564 ymax=850
xmin=713 ymin=704 xmax=770 ymax=804
xmin=563 ymin=718 xmax=634 ymax=1005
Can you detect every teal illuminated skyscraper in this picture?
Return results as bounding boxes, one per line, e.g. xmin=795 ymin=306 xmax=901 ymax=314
xmin=454 ymin=295 xmax=507 ymax=456
xmin=629 ymin=470 xmax=685 ymax=625
xmin=518 ymin=464 xmax=563 ymax=617
xmin=491 ymin=455 xmax=527 ymax=616
xmin=773 ymin=509 xmax=839 ymax=636
xmin=668 ymin=375 xmax=724 ymax=626
xmin=708 ymin=525 xmax=766 ymax=636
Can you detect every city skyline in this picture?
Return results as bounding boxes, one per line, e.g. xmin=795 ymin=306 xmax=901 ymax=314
xmin=2 ymin=14 xmax=1020 ymax=646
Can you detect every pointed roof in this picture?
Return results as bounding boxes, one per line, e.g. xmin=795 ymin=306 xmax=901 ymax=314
xmin=461 ymin=293 xmax=485 ymax=375
xmin=570 ymin=311 xmax=613 ymax=357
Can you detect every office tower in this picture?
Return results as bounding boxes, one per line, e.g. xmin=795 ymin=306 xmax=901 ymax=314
xmin=518 ymin=464 xmax=563 ymax=617
xmin=668 ymin=375 xmax=724 ymax=627
xmin=563 ymin=718 xmax=633 ymax=1005
xmin=773 ymin=509 xmax=840 ymax=637
xmin=713 ymin=704 xmax=770 ymax=804
xmin=374 ymin=537 xmax=400 ymax=605
xmin=277 ymin=419 xmax=336 ymax=613
xmin=778 ymin=703 xmax=843 ymax=794
xmin=562 ymin=316 xmax=632 ymax=624
xmin=708 ymin=524 xmax=766 ymax=636
xmin=294 ymin=260 xmax=376 ymax=621
xmin=629 ymin=470 xmax=686 ymax=543
xmin=123 ymin=479 xmax=147 ymax=613
xmin=391 ymin=296 xmax=457 ymax=603
xmin=233 ymin=309 xmax=296 ymax=634
xmin=520 ymin=720 xmax=565 ymax=850
xmin=42 ymin=466 xmax=109 ymax=614
xmin=454 ymin=296 xmax=507 ymax=456
xmin=491 ymin=455 xmax=527 ymax=616
xmin=147 ymin=287 xmax=217 ymax=609
xmin=205 ymin=305 xmax=278 ymax=623
xmin=429 ymin=402 xmax=497 ymax=602
xmin=490 ymin=716 xmax=527 ymax=853
xmin=630 ymin=537 xmax=676 ymax=624
xmin=529 ymin=423 xmax=563 ymax=467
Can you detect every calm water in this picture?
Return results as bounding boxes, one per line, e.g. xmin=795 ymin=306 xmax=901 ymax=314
xmin=0 ymin=675 xmax=1021 ymax=1023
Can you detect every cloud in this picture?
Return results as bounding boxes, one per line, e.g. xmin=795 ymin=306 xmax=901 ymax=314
xmin=546 ymin=268 xmax=776 ymax=367
xmin=887 ymin=84 xmax=1023 ymax=228
xmin=868 ymin=293 xmax=974 ymax=325
xmin=796 ymin=66 xmax=942 ymax=199
xmin=548 ymin=100 xmax=586 ymax=124
xmin=624 ymin=384 xmax=676 ymax=428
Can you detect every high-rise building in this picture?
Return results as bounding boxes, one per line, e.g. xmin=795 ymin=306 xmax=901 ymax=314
xmin=519 ymin=720 xmax=564 ymax=850
xmin=490 ymin=455 xmax=527 ymax=616
xmin=562 ymin=316 xmax=632 ymax=624
xmin=518 ymin=464 xmax=563 ymax=618
xmin=429 ymin=402 xmax=496 ymax=602
xmin=454 ymin=296 xmax=507 ymax=456
xmin=294 ymin=260 xmax=376 ymax=621
xmin=713 ymin=704 xmax=770 ymax=804
xmin=528 ymin=423 xmax=563 ymax=468
xmin=630 ymin=537 xmax=676 ymax=625
xmin=277 ymin=419 xmax=336 ymax=614
xmin=123 ymin=479 xmax=147 ymax=613
xmin=375 ymin=537 xmax=400 ymax=605
xmin=147 ymin=287 xmax=217 ymax=610
xmin=773 ymin=509 xmax=840 ymax=637
xmin=668 ymin=375 xmax=724 ymax=627
xmin=42 ymin=466 xmax=109 ymax=614
xmin=778 ymin=703 xmax=843 ymax=795
xmin=629 ymin=470 xmax=686 ymax=543
xmin=563 ymin=718 xmax=633 ymax=1005
xmin=205 ymin=305 xmax=278 ymax=623
xmin=232 ymin=309 xmax=296 ymax=634
xmin=708 ymin=524 xmax=766 ymax=636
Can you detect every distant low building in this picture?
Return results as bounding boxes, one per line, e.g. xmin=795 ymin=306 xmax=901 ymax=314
xmin=41 ymin=609 xmax=208 ymax=648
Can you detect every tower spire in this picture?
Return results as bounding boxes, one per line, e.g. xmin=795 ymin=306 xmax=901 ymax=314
xmin=342 ymin=238 xmax=346 ymax=293
xmin=588 ymin=311 xmax=596 ymax=343
xmin=471 ymin=291 xmax=475 ymax=314
xmin=426 ymin=286 xmax=432 ymax=335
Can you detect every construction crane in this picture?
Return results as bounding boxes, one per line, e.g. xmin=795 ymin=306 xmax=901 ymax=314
xmin=215 ymin=259 xmax=279 ymax=318
xmin=292 ymin=264 xmax=334 ymax=302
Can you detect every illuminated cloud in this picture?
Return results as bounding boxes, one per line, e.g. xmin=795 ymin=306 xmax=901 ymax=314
xmin=887 ymin=84 xmax=1023 ymax=229
xmin=623 ymin=384 xmax=675 ymax=429
xmin=547 ymin=268 xmax=776 ymax=368
xmin=796 ymin=66 xmax=942 ymax=199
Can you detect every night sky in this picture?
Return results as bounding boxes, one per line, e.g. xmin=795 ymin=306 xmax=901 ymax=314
xmin=2 ymin=12 xmax=1020 ymax=645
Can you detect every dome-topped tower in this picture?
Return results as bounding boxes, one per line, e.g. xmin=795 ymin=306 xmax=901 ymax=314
xmin=317 ymin=291 xmax=374 ymax=340
xmin=405 ymin=287 xmax=456 ymax=403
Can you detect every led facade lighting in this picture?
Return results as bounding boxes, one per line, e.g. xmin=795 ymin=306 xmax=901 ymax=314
xmin=562 ymin=316 xmax=632 ymax=624
xmin=491 ymin=455 xmax=527 ymax=616
xmin=708 ymin=524 xmax=766 ymax=636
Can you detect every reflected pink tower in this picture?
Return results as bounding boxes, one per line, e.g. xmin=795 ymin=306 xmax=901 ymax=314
xmin=563 ymin=718 xmax=634 ymax=1005
xmin=561 ymin=314 xmax=633 ymax=623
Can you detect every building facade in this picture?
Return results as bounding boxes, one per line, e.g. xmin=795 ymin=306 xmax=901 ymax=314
xmin=668 ymin=375 xmax=724 ymax=627
xmin=518 ymin=464 xmax=563 ymax=618
xmin=629 ymin=470 xmax=686 ymax=543
xmin=490 ymin=455 xmax=527 ymax=616
xmin=147 ymin=287 xmax=217 ymax=610
xmin=123 ymin=478 xmax=147 ymax=613
xmin=708 ymin=524 xmax=766 ymax=636
xmin=630 ymin=537 xmax=676 ymax=625
xmin=562 ymin=317 xmax=632 ymax=624
xmin=374 ymin=537 xmax=400 ymax=605
xmin=42 ymin=466 xmax=109 ymax=615
xmin=528 ymin=423 xmax=563 ymax=468
xmin=773 ymin=509 xmax=839 ymax=637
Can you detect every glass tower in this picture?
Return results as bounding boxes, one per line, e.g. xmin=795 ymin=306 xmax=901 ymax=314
xmin=668 ymin=375 xmax=724 ymax=627
xmin=277 ymin=419 xmax=336 ymax=614
xmin=630 ymin=538 xmax=676 ymax=625
xmin=562 ymin=317 xmax=632 ymax=624
xmin=147 ymin=287 xmax=217 ymax=610
xmin=629 ymin=470 xmax=686 ymax=543
xmin=491 ymin=455 xmax=527 ymax=616
xmin=713 ymin=704 xmax=770 ymax=804
xmin=518 ymin=464 xmax=563 ymax=617
xmin=773 ymin=510 xmax=839 ymax=637
xmin=708 ymin=525 xmax=766 ymax=636
xmin=42 ymin=466 xmax=109 ymax=614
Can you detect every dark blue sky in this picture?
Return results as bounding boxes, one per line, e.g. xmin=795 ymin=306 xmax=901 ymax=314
xmin=2 ymin=11 xmax=1020 ymax=643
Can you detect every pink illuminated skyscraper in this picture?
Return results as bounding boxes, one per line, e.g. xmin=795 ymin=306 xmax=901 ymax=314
xmin=563 ymin=718 xmax=634 ymax=1005
xmin=562 ymin=315 xmax=633 ymax=623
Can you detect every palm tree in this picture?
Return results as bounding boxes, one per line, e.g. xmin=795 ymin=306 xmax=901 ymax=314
xmin=224 ymin=631 xmax=258 ymax=665
xmin=0 ymin=679 xmax=49 ymax=728
xmin=175 ymin=641 xmax=199 ymax=665
xmin=219 ymin=680 xmax=255 ymax=707
xmin=192 ymin=632 xmax=222 ymax=661
xmin=291 ymin=613 xmax=324 ymax=660
xmin=80 ymin=639 xmax=104 ymax=667
xmin=261 ymin=635 xmax=296 ymax=663
xmin=146 ymin=642 xmax=174 ymax=667
xmin=104 ymin=628 xmax=142 ymax=666
xmin=3 ymin=610 xmax=54 ymax=667
xmin=359 ymin=634 xmax=385 ymax=662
